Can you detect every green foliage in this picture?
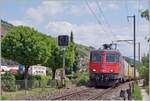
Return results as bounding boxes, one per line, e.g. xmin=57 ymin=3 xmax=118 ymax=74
xmin=76 ymin=72 xmax=89 ymax=86
xmin=32 ymin=75 xmax=50 ymax=88
xmin=15 ymin=74 xmax=50 ymax=89
xmin=28 ymin=75 xmax=50 ymax=87
xmin=72 ymin=46 xmax=80 ymax=72
xmin=142 ymin=54 xmax=149 ymax=68
xmin=45 ymin=44 xmax=63 ymax=79
xmin=1 ymin=96 xmax=8 ymax=100
xmin=132 ymin=84 xmax=142 ymax=100
xmin=65 ymin=42 xmax=75 ymax=68
xmin=141 ymin=9 xmax=149 ymax=20
xmin=1 ymin=72 xmax=17 ymax=91
xmin=1 ymin=26 xmax=54 ymax=82
xmin=139 ymin=54 xmax=149 ymax=85
xmin=1 ymin=26 xmax=50 ymax=66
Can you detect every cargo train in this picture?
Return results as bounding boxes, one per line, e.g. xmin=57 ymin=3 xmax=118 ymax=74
xmin=89 ymin=44 xmax=135 ymax=87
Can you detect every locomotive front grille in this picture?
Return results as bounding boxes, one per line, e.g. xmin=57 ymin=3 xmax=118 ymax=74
xmin=91 ymin=73 xmax=115 ymax=81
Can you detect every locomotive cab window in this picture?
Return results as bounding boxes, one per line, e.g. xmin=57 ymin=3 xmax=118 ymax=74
xmin=90 ymin=52 xmax=101 ymax=62
xmin=106 ymin=53 xmax=119 ymax=62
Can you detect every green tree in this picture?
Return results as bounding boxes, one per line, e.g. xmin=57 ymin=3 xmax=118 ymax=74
xmin=45 ymin=44 xmax=63 ymax=79
xmin=72 ymin=46 xmax=80 ymax=73
xmin=1 ymin=26 xmax=50 ymax=89
xmin=141 ymin=9 xmax=149 ymax=20
xmin=139 ymin=54 xmax=149 ymax=85
xmin=65 ymin=42 xmax=75 ymax=70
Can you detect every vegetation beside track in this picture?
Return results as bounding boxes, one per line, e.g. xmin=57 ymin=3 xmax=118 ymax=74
xmin=132 ymin=84 xmax=142 ymax=100
xmin=66 ymin=71 xmax=89 ymax=86
xmin=1 ymin=87 xmax=59 ymax=100
xmin=76 ymin=72 xmax=89 ymax=86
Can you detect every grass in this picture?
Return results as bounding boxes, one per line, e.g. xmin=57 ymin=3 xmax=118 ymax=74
xmin=132 ymin=84 xmax=143 ymax=100
xmin=1 ymin=87 xmax=59 ymax=100
xmin=0 ymin=96 xmax=8 ymax=100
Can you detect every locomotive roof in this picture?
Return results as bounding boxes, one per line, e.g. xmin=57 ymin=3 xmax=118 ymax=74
xmin=91 ymin=49 xmax=120 ymax=53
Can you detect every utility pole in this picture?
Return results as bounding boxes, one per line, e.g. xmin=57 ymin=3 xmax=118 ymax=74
xmin=127 ymin=15 xmax=136 ymax=80
xmin=138 ymin=42 xmax=140 ymax=63
xmin=148 ymin=0 xmax=150 ymax=88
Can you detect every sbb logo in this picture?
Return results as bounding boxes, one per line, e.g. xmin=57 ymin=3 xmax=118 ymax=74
xmin=58 ymin=35 xmax=69 ymax=46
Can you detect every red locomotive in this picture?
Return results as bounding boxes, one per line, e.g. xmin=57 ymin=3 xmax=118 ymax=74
xmin=89 ymin=44 xmax=129 ymax=87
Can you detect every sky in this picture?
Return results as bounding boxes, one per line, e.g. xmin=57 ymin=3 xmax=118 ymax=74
xmin=0 ymin=0 xmax=149 ymax=60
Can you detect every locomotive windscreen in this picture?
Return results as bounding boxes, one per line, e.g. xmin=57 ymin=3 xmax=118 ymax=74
xmin=90 ymin=52 xmax=101 ymax=62
xmin=106 ymin=53 xmax=119 ymax=62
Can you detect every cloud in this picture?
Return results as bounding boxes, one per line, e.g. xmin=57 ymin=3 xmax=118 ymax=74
xmin=9 ymin=20 xmax=35 ymax=28
xmin=46 ymin=21 xmax=116 ymax=47
xmin=107 ymin=3 xmax=119 ymax=10
xmin=10 ymin=20 xmax=28 ymax=26
xmin=46 ymin=21 xmax=149 ymax=57
xmin=26 ymin=1 xmax=65 ymax=24
xmin=70 ymin=5 xmax=85 ymax=16
xmin=69 ymin=1 xmax=119 ymax=17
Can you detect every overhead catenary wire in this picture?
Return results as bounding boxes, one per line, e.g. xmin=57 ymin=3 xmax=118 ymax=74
xmin=85 ymin=0 xmax=113 ymax=42
xmin=95 ymin=0 xmax=118 ymax=40
xmin=125 ymin=0 xmax=141 ymax=59
xmin=124 ymin=0 xmax=133 ymax=44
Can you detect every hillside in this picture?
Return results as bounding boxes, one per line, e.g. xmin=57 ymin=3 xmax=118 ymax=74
xmin=123 ymin=56 xmax=139 ymax=64
xmin=76 ymin=44 xmax=93 ymax=59
xmin=1 ymin=20 xmax=93 ymax=66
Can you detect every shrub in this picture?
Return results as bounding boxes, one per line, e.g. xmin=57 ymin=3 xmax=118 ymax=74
xmin=76 ymin=72 xmax=89 ymax=86
xmin=1 ymin=71 xmax=17 ymax=91
xmin=30 ymin=75 xmax=50 ymax=88
xmin=15 ymin=74 xmax=50 ymax=89
xmin=39 ymin=76 xmax=50 ymax=87
xmin=15 ymin=72 xmax=24 ymax=80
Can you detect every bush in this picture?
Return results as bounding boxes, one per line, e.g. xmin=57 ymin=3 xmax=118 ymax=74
xmin=39 ymin=76 xmax=50 ymax=87
xmin=76 ymin=72 xmax=89 ymax=86
xmin=15 ymin=72 xmax=24 ymax=80
xmin=15 ymin=74 xmax=50 ymax=89
xmin=1 ymin=71 xmax=17 ymax=91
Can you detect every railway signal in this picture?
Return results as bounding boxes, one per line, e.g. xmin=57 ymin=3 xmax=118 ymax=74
xmin=58 ymin=35 xmax=69 ymax=86
xmin=58 ymin=35 xmax=69 ymax=46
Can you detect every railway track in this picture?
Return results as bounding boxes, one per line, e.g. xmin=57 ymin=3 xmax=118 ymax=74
xmin=88 ymin=81 xmax=132 ymax=100
xmin=88 ymin=87 xmax=113 ymax=100
xmin=51 ymin=88 xmax=95 ymax=100
xmin=51 ymin=81 xmax=132 ymax=100
xmin=51 ymin=87 xmax=112 ymax=100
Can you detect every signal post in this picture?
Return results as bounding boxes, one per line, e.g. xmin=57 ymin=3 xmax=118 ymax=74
xmin=58 ymin=35 xmax=69 ymax=86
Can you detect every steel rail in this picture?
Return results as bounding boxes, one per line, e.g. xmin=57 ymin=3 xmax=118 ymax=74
xmin=51 ymin=88 xmax=94 ymax=100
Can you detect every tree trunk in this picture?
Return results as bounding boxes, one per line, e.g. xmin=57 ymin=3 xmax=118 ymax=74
xmin=24 ymin=65 xmax=29 ymax=90
xmin=52 ymin=69 xmax=56 ymax=80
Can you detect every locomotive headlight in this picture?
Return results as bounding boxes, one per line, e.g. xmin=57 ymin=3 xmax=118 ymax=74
xmin=93 ymin=69 xmax=96 ymax=72
xmin=110 ymin=69 xmax=113 ymax=72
